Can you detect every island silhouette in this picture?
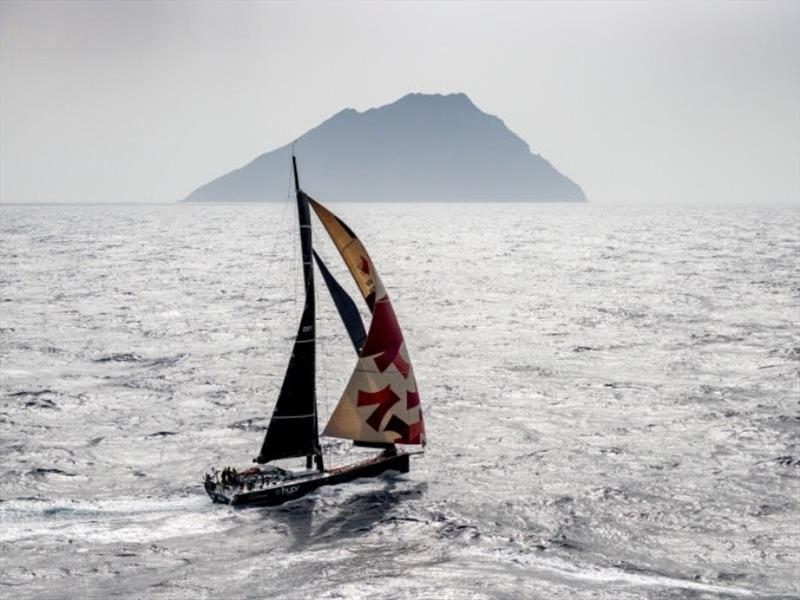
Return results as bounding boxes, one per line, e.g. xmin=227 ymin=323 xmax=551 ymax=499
xmin=183 ymin=92 xmax=585 ymax=202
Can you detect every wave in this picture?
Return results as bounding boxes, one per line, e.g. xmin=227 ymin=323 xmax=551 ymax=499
xmin=460 ymin=547 xmax=758 ymax=598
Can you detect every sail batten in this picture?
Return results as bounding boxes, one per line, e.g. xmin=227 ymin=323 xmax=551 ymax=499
xmin=309 ymin=198 xmax=425 ymax=447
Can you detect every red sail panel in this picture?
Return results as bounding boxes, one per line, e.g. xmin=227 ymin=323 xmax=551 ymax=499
xmin=310 ymin=198 xmax=425 ymax=446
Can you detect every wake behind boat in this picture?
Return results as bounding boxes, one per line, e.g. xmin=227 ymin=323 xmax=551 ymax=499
xmin=204 ymin=155 xmax=426 ymax=507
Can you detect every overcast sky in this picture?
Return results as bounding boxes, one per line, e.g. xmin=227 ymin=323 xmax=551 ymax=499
xmin=1 ymin=0 xmax=798 ymax=205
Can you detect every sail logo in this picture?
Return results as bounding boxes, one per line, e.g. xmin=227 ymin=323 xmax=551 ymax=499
xmin=358 ymin=256 xmax=375 ymax=290
xmin=357 ymin=386 xmax=422 ymax=444
xmin=358 ymin=386 xmax=401 ymax=430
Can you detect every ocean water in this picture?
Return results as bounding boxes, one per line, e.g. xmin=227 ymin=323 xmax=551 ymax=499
xmin=0 ymin=202 xmax=798 ymax=599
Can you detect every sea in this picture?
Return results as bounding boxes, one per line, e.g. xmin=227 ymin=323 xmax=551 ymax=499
xmin=0 ymin=202 xmax=798 ymax=599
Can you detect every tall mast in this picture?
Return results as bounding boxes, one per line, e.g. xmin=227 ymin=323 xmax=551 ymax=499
xmin=256 ymin=154 xmax=323 ymax=470
xmin=294 ymin=154 xmax=323 ymax=471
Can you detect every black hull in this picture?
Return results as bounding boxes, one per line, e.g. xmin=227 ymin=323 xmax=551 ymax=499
xmin=205 ymin=452 xmax=410 ymax=507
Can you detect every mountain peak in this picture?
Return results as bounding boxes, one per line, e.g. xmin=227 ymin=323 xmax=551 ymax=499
xmin=396 ymin=91 xmax=472 ymax=104
xmin=349 ymin=92 xmax=477 ymax=118
xmin=183 ymin=93 xmax=585 ymax=202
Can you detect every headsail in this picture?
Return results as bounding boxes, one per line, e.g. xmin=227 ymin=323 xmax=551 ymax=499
xmin=313 ymin=250 xmax=366 ymax=354
xmin=257 ymin=160 xmax=322 ymax=465
xmin=309 ymin=198 xmax=425 ymax=446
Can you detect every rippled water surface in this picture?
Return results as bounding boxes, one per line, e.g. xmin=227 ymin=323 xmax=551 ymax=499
xmin=1 ymin=203 xmax=798 ymax=599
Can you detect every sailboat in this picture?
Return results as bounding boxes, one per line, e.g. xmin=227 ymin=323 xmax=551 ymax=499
xmin=204 ymin=155 xmax=425 ymax=507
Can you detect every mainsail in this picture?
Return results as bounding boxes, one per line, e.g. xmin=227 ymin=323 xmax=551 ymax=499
xmin=256 ymin=160 xmax=322 ymax=466
xmin=309 ymin=198 xmax=425 ymax=446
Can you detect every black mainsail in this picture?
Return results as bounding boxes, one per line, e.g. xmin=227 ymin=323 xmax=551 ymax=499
xmin=256 ymin=158 xmax=322 ymax=468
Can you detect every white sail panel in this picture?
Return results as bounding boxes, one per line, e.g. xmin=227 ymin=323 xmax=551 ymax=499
xmin=322 ymin=302 xmax=424 ymax=445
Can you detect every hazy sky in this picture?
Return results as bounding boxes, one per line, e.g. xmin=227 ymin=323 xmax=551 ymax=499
xmin=1 ymin=0 xmax=798 ymax=205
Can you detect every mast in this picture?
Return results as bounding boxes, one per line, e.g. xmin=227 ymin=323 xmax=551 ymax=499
xmin=256 ymin=154 xmax=324 ymax=470
xmin=294 ymin=155 xmax=323 ymax=471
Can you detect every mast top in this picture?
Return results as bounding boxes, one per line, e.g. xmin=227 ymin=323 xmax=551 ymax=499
xmin=292 ymin=153 xmax=300 ymax=193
